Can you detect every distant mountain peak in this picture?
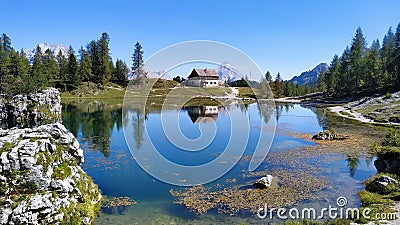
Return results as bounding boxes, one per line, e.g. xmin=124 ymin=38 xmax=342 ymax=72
xmin=217 ymin=62 xmax=242 ymax=82
xmin=24 ymin=43 xmax=69 ymax=64
xmin=289 ymin=63 xmax=329 ymax=85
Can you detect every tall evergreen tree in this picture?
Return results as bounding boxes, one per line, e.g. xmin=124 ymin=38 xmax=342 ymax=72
xmin=15 ymin=50 xmax=32 ymax=94
xmin=326 ymin=55 xmax=341 ymax=94
xmin=87 ymin=40 xmax=101 ymax=83
xmin=381 ymin=27 xmax=396 ymax=89
xmin=43 ymin=49 xmax=59 ymax=86
xmin=0 ymin=39 xmax=10 ymax=92
xmin=30 ymin=45 xmax=47 ymax=90
xmin=394 ymin=23 xmax=400 ymax=87
xmin=365 ymin=40 xmax=382 ymax=92
xmin=112 ymin=59 xmax=129 ymax=85
xmin=56 ymin=50 xmax=68 ymax=90
xmin=66 ymin=46 xmax=79 ymax=90
xmin=99 ymin=32 xmax=111 ymax=84
xmin=78 ymin=47 xmax=93 ymax=82
xmin=265 ymin=71 xmax=272 ymax=82
xmin=317 ymin=71 xmax=327 ymax=92
xmin=274 ymin=72 xmax=282 ymax=98
xmin=349 ymin=27 xmax=367 ymax=94
xmin=1 ymin=33 xmax=11 ymax=54
xmin=5 ymin=49 xmax=22 ymax=93
xmin=338 ymin=47 xmax=351 ymax=95
xmin=132 ymin=42 xmax=144 ymax=76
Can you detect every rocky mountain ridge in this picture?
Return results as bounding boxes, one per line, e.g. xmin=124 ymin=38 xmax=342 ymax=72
xmin=289 ymin=63 xmax=329 ymax=85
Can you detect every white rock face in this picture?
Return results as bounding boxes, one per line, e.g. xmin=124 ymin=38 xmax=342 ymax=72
xmin=0 ymin=88 xmax=62 ymax=128
xmin=0 ymin=123 xmax=102 ymax=225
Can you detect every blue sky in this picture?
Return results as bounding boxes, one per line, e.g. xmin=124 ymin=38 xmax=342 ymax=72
xmin=2 ymin=0 xmax=400 ymax=80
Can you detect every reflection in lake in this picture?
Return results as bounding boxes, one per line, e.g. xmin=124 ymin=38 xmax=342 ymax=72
xmin=62 ymin=102 xmax=124 ymax=157
xmin=61 ymin=101 xmax=377 ymax=224
xmin=184 ymin=106 xmax=220 ymax=123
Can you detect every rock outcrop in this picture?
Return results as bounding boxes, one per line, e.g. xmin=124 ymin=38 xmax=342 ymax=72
xmin=365 ymin=174 xmax=400 ymax=195
xmin=0 ymin=123 xmax=102 ymax=224
xmin=0 ymin=88 xmax=61 ymax=129
xmin=253 ymin=175 xmax=273 ymax=189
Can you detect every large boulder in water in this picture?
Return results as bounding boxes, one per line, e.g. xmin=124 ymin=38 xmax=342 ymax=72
xmin=312 ymin=130 xmax=339 ymax=140
xmin=253 ymin=175 xmax=273 ymax=189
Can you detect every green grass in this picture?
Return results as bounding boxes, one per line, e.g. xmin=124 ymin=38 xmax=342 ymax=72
xmin=339 ymin=111 xmax=355 ymax=118
xmin=184 ymin=97 xmax=223 ymax=106
xmin=0 ymin=141 xmax=16 ymax=153
xmin=61 ymin=83 xmax=125 ymax=99
xmin=238 ymin=87 xmax=257 ymax=98
xmin=358 ymin=190 xmax=394 ymax=205
xmin=52 ymin=163 xmax=72 ymax=180
xmin=61 ymin=81 xmax=235 ymax=105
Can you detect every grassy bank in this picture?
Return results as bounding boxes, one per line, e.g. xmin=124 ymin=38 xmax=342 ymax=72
xmin=355 ymin=128 xmax=400 ymax=223
xmin=61 ymin=80 xmax=259 ymax=107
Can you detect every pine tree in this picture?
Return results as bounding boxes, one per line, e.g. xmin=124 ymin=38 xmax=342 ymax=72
xmin=326 ymin=55 xmax=341 ymax=94
xmin=132 ymin=42 xmax=144 ymax=76
xmin=258 ymin=76 xmax=270 ymax=99
xmin=265 ymin=71 xmax=272 ymax=82
xmin=394 ymin=23 xmax=400 ymax=87
xmin=0 ymin=38 xmax=10 ymax=92
xmin=317 ymin=71 xmax=327 ymax=92
xmin=365 ymin=40 xmax=382 ymax=92
xmin=66 ymin=46 xmax=79 ymax=90
xmin=349 ymin=27 xmax=367 ymax=94
xmin=338 ymin=47 xmax=351 ymax=95
xmin=381 ymin=27 xmax=396 ymax=90
xmin=112 ymin=59 xmax=129 ymax=85
xmin=87 ymin=40 xmax=102 ymax=83
xmin=15 ymin=50 xmax=32 ymax=94
xmin=43 ymin=49 xmax=59 ymax=86
xmin=56 ymin=50 xmax=68 ymax=90
xmin=5 ymin=49 xmax=22 ymax=93
xmin=99 ymin=32 xmax=111 ymax=84
xmin=78 ymin=47 xmax=93 ymax=82
xmin=30 ymin=45 xmax=46 ymax=91
xmin=274 ymin=72 xmax=282 ymax=98
xmin=1 ymin=33 xmax=11 ymax=54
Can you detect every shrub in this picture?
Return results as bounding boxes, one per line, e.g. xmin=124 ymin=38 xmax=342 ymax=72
xmin=382 ymin=128 xmax=400 ymax=147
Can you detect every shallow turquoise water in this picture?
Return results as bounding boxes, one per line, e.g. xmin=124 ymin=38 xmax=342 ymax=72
xmin=61 ymin=102 xmax=377 ymax=224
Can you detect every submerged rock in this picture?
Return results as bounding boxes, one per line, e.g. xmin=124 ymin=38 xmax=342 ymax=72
xmin=101 ymin=196 xmax=137 ymax=215
xmin=0 ymin=123 xmax=102 ymax=225
xmin=312 ymin=129 xmax=343 ymax=140
xmin=0 ymin=88 xmax=61 ymax=129
xmin=253 ymin=175 xmax=273 ymax=189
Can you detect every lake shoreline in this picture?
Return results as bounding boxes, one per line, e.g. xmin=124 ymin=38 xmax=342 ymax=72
xmin=273 ymin=91 xmax=400 ymax=127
